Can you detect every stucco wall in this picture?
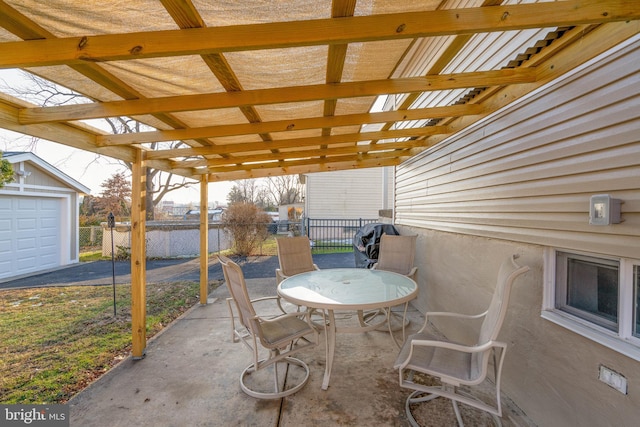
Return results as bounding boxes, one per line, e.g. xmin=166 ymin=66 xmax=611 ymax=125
xmin=398 ymin=227 xmax=639 ymax=426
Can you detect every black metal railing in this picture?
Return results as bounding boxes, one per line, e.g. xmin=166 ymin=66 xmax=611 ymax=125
xmin=304 ymin=218 xmax=378 ymax=253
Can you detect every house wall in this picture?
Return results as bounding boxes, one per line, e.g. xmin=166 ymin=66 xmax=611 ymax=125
xmin=394 ymin=38 xmax=640 ymax=426
xmin=305 ymin=167 xmax=394 ymax=219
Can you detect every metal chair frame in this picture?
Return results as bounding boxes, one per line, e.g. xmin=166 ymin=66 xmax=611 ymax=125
xmin=394 ymin=254 xmax=529 ymax=426
xmin=219 ymin=254 xmax=319 ymax=399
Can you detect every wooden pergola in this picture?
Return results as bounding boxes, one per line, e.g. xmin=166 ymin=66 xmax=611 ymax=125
xmin=1 ymin=0 xmax=638 ymax=357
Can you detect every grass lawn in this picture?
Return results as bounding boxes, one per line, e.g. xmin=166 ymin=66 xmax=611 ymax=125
xmin=79 ymin=250 xmax=107 ymax=262
xmin=253 ymin=235 xmax=353 ymax=256
xmin=0 ymin=280 xmax=218 ymax=404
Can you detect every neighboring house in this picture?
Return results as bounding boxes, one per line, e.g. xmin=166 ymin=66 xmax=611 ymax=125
xmin=0 ymin=152 xmax=90 ymax=281
xmin=304 ymin=167 xmax=394 ymax=219
xmin=393 ymin=39 xmax=639 ymax=426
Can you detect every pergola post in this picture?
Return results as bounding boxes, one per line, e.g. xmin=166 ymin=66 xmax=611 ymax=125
xmin=199 ymin=174 xmax=209 ymax=304
xmin=131 ymin=150 xmax=147 ymax=359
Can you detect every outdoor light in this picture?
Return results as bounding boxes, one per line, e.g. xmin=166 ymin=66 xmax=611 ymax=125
xmin=589 ymin=194 xmax=622 ymax=225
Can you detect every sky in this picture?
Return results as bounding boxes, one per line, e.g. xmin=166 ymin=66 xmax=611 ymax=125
xmin=0 ymin=128 xmax=234 ymax=206
xmin=0 ymin=68 xmax=387 ymax=208
xmin=0 ymin=69 xmax=234 ymax=206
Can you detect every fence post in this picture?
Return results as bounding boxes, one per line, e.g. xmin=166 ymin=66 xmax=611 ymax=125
xmin=89 ymin=226 xmax=96 ymax=245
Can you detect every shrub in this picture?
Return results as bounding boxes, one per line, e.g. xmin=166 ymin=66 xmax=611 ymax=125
xmin=115 ymin=245 xmax=131 ymax=260
xmin=222 ymin=203 xmax=271 ymax=256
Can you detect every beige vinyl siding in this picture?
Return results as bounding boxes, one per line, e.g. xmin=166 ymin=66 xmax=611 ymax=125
xmin=393 ymin=38 xmax=640 ymax=427
xmin=306 ymin=168 xmax=391 ymax=219
xmin=395 ymin=37 xmax=640 ymax=259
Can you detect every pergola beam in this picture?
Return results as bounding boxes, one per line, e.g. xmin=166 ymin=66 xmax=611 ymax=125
xmin=206 ymin=156 xmax=404 ymax=181
xmin=145 ymin=126 xmax=448 ymax=161
xmin=171 ymin=138 xmax=433 ymax=169
xmin=0 ymin=0 xmax=217 ymax=152
xmin=96 ymin=104 xmax=480 ymax=146
xmin=202 ymin=151 xmax=404 ymax=174
xmin=1 ymin=1 xmax=637 ymax=69
xmin=18 ymin=69 xmax=534 ymax=124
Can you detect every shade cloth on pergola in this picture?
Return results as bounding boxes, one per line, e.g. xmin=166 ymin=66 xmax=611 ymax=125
xmin=1 ymin=0 xmax=638 ymax=356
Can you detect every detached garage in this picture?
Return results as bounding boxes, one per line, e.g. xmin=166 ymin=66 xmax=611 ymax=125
xmin=0 ymin=152 xmax=90 ymax=282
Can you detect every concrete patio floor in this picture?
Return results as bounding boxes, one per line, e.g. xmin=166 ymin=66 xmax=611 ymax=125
xmin=68 ymin=275 xmax=535 ymax=427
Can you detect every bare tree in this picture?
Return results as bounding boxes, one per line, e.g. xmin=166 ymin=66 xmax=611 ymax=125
xmin=227 ymin=179 xmax=260 ymax=205
xmin=227 ymin=176 xmax=303 ymax=209
xmin=101 ymin=116 xmax=193 ymax=219
xmin=264 ymin=175 xmax=303 ymax=206
xmin=1 ymin=72 xmax=195 ymax=220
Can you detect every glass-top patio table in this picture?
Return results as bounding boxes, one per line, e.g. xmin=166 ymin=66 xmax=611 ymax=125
xmin=277 ymin=268 xmax=418 ymax=390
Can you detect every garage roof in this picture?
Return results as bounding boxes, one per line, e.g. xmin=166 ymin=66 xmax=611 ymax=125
xmin=0 ymin=1 xmax=638 ymax=182
xmin=3 ymin=151 xmax=91 ymax=194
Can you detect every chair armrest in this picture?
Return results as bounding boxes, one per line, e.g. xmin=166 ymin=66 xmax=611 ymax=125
xmin=412 ymin=338 xmax=504 ymax=353
xmin=277 ymin=266 xmax=321 ymax=284
xmin=250 ymin=296 xmax=281 ymax=304
xmin=371 ymin=264 xmax=417 ymax=279
xmin=425 ymin=311 xmax=488 ymax=321
xmin=417 ymin=310 xmax=488 ymax=333
xmin=254 ymin=309 xmax=316 ymax=326
xmin=397 ymin=338 xmax=506 ymax=370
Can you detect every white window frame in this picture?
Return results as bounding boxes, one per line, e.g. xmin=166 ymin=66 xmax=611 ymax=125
xmin=542 ymin=248 xmax=640 ymax=362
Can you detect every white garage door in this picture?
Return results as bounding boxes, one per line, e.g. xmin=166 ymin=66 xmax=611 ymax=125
xmin=0 ymin=196 xmax=62 ymax=281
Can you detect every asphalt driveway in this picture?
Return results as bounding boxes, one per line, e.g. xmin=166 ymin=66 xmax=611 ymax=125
xmin=0 ymin=252 xmax=356 ymax=290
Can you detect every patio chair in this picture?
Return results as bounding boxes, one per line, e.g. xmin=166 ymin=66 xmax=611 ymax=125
xmin=371 ymin=234 xmax=418 ymax=280
xmin=276 ymin=236 xmax=319 ymax=283
xmin=394 ymin=254 xmax=529 ymax=426
xmin=218 ymin=254 xmax=319 ymax=399
xmin=362 ymin=234 xmax=418 ymax=331
xmin=275 ymin=236 xmax=320 ymax=312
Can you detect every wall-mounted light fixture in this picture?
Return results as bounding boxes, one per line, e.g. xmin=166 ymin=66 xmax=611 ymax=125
xmin=15 ymin=170 xmax=32 ymax=177
xmin=589 ymin=194 xmax=622 ymax=225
